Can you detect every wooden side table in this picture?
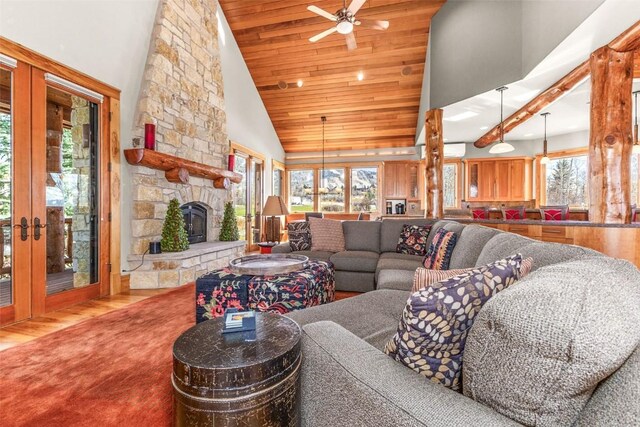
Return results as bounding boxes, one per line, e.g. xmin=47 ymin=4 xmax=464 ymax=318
xmin=257 ymin=242 xmax=277 ymax=254
xmin=172 ymin=313 xmax=301 ymax=426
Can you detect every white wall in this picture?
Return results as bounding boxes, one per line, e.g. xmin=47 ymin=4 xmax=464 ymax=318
xmin=217 ymin=9 xmax=285 ymax=201
xmin=0 ymin=0 xmax=159 ymax=272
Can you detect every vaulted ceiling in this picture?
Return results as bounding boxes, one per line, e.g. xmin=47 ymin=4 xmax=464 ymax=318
xmin=219 ymin=0 xmax=445 ymax=153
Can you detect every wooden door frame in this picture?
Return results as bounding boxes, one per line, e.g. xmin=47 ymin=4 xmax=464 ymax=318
xmin=0 ymin=38 xmax=121 ymax=325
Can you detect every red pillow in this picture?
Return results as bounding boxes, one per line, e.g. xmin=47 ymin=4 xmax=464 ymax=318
xmin=504 ymin=209 xmax=523 ymax=220
xmin=472 ymin=209 xmax=487 ymax=220
xmin=544 ymin=209 xmax=563 ymax=221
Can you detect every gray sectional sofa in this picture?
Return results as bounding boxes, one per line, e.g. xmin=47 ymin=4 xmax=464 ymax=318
xmin=279 ymin=219 xmax=640 ymax=426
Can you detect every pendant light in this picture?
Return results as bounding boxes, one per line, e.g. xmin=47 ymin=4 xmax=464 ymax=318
xmin=540 ymin=112 xmax=550 ymax=165
xmin=489 ymin=86 xmax=515 ymax=154
xmin=633 ymin=90 xmax=640 ymax=154
xmin=319 ymin=115 xmax=328 ymax=193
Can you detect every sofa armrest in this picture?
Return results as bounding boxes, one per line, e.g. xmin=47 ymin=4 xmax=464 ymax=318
xmin=271 ymin=243 xmax=291 ymax=254
xmin=299 ymin=321 xmax=521 ymax=427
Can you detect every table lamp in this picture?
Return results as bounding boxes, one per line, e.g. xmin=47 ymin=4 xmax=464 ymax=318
xmin=262 ymin=196 xmax=289 ymax=243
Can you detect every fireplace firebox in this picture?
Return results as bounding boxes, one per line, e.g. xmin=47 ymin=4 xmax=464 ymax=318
xmin=181 ymin=202 xmax=207 ymax=244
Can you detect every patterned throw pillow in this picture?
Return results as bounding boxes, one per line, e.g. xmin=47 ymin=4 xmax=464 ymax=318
xmin=287 ymin=221 xmax=311 ymax=251
xmin=308 ymin=217 xmax=345 ymax=253
xmin=396 ymin=224 xmax=432 ymax=256
xmin=422 ymin=228 xmax=458 ymax=270
xmin=543 ymin=209 xmax=563 ymax=221
xmin=385 ymin=254 xmax=525 ymax=391
xmin=412 ymin=257 xmax=533 ymax=292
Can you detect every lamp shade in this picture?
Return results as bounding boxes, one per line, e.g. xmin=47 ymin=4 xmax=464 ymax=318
xmin=489 ymin=141 xmax=515 ymax=154
xmin=263 ymin=196 xmax=289 ymax=216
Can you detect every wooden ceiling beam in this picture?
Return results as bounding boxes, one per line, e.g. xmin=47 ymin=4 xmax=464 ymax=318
xmin=474 ymin=19 xmax=640 ymax=149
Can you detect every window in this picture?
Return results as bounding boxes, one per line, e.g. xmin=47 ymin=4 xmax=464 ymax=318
xmin=319 ymin=168 xmax=345 ymax=212
xmin=443 ymin=163 xmax=458 ymax=208
xmin=272 ymin=160 xmax=284 ymax=198
xmin=350 ymin=167 xmax=378 ymax=212
xmin=632 ymin=154 xmax=639 ymax=205
xmin=288 ymin=170 xmax=314 ymax=212
xmin=545 ymin=155 xmax=588 ymax=207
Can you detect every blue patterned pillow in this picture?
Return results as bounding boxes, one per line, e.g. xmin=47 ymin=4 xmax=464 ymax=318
xmin=396 ymin=224 xmax=432 ymax=256
xmin=422 ymin=228 xmax=458 ymax=270
xmin=385 ymin=253 xmax=524 ymax=391
xmin=288 ymin=221 xmax=311 ymax=251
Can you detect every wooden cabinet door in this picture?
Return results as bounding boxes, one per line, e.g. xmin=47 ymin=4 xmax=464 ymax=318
xmin=383 ymin=163 xmax=397 ymax=198
xmin=395 ymin=165 xmax=408 ymax=198
xmin=478 ymin=161 xmax=496 ymax=200
xmin=510 ymin=159 xmax=526 ymax=200
xmin=406 ymin=163 xmax=419 ymax=199
xmin=495 ymin=160 xmax=511 ymax=200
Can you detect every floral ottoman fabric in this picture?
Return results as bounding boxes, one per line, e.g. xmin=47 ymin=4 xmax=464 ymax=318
xmin=196 ymin=260 xmax=335 ymax=323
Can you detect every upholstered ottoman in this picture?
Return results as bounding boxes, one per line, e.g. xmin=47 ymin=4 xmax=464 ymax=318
xmin=195 ymin=260 xmax=335 ymax=323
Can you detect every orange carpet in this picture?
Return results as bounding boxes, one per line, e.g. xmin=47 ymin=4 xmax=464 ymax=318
xmin=0 ymin=284 xmax=195 ymax=427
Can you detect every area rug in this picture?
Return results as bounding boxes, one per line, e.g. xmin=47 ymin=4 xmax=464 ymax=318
xmin=0 ymin=284 xmax=195 ymax=426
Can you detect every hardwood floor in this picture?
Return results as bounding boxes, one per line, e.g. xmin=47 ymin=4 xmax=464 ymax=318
xmin=0 ymin=288 xmax=171 ymax=351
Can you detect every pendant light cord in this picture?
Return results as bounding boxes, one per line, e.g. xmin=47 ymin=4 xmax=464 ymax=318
xmin=321 ymin=116 xmax=326 ymax=187
xmin=500 ymin=89 xmax=504 ymax=143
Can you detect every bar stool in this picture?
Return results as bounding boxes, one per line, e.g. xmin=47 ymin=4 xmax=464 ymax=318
xmin=471 ymin=207 xmax=489 ymax=220
xmin=539 ymin=205 xmax=569 ymax=221
xmin=501 ymin=206 xmax=525 ymax=220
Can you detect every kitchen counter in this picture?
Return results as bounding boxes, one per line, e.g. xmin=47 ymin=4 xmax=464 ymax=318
xmin=447 ymin=218 xmax=640 ymax=228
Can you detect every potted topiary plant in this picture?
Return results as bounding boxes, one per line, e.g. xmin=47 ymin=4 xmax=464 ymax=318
xmin=219 ymin=201 xmax=239 ymax=241
xmin=160 ymin=198 xmax=190 ymax=252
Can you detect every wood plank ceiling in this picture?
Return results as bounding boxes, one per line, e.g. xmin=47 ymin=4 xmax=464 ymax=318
xmin=219 ymin=0 xmax=445 ymax=153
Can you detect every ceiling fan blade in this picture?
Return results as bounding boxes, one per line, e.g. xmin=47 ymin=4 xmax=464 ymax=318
xmin=345 ymin=32 xmax=357 ymax=51
xmin=307 ymin=5 xmax=337 ymax=21
xmin=355 ymin=18 xmax=389 ymax=30
xmin=347 ymin=0 xmax=367 ymax=15
xmin=309 ymin=27 xmax=337 ymax=43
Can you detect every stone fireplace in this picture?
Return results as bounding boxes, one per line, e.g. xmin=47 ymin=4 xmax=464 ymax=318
xmin=126 ymin=0 xmax=244 ymax=289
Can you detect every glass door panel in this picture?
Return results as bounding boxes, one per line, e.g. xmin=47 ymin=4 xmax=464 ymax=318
xmin=43 ymin=86 xmax=100 ymax=295
xmin=0 ymin=67 xmax=13 ymax=307
xmin=233 ymin=155 xmax=247 ymax=241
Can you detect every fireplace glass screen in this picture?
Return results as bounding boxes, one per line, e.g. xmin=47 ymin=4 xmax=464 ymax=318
xmin=181 ymin=203 xmax=207 ymax=244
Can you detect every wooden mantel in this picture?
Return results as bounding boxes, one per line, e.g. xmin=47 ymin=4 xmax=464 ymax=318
xmin=124 ymin=148 xmax=242 ymax=189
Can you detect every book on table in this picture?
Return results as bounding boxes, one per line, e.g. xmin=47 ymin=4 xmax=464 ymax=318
xmin=224 ymin=311 xmax=255 ymax=329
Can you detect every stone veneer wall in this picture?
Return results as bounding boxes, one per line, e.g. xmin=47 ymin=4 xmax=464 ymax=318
xmin=128 ymin=0 xmax=240 ymax=288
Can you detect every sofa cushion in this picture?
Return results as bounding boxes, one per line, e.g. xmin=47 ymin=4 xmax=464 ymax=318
xmin=449 ymin=225 xmax=502 ymax=269
xmin=342 ymin=221 xmax=381 ymax=253
xmin=380 ymin=252 xmax=425 ymax=261
xmin=376 ymin=269 xmax=415 ymax=292
xmin=475 ymin=232 xmax=534 ymax=266
xmin=396 ymin=224 xmax=432 ymax=256
xmin=516 ymin=241 xmax=602 ymax=271
xmin=463 ymin=257 xmax=640 ymax=426
xmin=287 ymin=221 xmax=312 ymax=251
xmin=375 ymin=257 xmax=423 ymax=282
xmin=329 ymin=251 xmax=379 ymax=273
xmin=422 ymin=228 xmax=458 ymax=270
xmin=309 ymin=217 xmax=345 ymax=253
xmin=380 ymin=219 xmax=435 ymax=253
xmin=285 ymin=289 xmax=408 ymax=350
xmin=385 ymin=254 xmax=525 ymax=391
xmin=288 ymin=250 xmax=334 ymax=262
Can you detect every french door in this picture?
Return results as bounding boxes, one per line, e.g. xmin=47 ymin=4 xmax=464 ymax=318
xmin=0 ymin=55 xmax=110 ymax=326
xmin=231 ymin=145 xmax=264 ymax=252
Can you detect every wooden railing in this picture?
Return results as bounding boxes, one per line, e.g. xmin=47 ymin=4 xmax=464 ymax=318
xmin=0 ymin=218 xmax=73 ymax=275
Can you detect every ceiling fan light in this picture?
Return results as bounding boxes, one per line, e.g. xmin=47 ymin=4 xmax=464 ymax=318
xmin=489 ymin=141 xmax=515 ymax=154
xmin=337 ymin=20 xmax=353 ymax=34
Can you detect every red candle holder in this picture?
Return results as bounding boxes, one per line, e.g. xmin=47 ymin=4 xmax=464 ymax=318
xmin=228 ymin=154 xmax=235 ymax=171
xmin=144 ymin=123 xmax=156 ymax=150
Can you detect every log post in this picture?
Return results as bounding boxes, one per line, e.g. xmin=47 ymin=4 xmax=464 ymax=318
xmin=424 ymin=109 xmax=444 ymax=219
xmin=165 ymin=167 xmax=189 ymax=184
xmin=588 ymin=45 xmax=634 ymax=223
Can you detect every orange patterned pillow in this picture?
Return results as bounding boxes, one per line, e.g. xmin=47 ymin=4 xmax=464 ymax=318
xmin=308 ymin=217 xmax=346 ymax=253
xmin=412 ymin=257 xmax=533 ymax=292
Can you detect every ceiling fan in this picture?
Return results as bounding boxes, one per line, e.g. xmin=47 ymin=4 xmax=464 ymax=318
xmin=307 ymin=0 xmax=390 ymax=50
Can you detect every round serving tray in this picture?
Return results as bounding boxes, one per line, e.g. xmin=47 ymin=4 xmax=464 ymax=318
xmin=229 ymin=254 xmax=309 ymax=276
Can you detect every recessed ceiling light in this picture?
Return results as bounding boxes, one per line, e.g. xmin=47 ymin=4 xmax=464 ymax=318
xmin=357 ymin=71 xmax=364 ymax=81
xmin=480 ymin=126 xmax=489 ymax=130
xmin=401 ymin=66 xmax=412 ymax=76
xmin=443 ymin=138 xmax=449 ymax=142
xmin=277 ymin=81 xmax=287 ymax=90
xmin=523 ymin=133 xmax=534 ymax=137
xmin=297 ymin=80 xmax=303 ymax=87
xmin=444 ymin=111 xmax=479 ymax=122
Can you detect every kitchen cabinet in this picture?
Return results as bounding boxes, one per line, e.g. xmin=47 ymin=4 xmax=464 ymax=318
xmin=383 ymin=161 xmax=411 ymax=199
xmin=465 ymin=157 xmax=532 ymax=201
